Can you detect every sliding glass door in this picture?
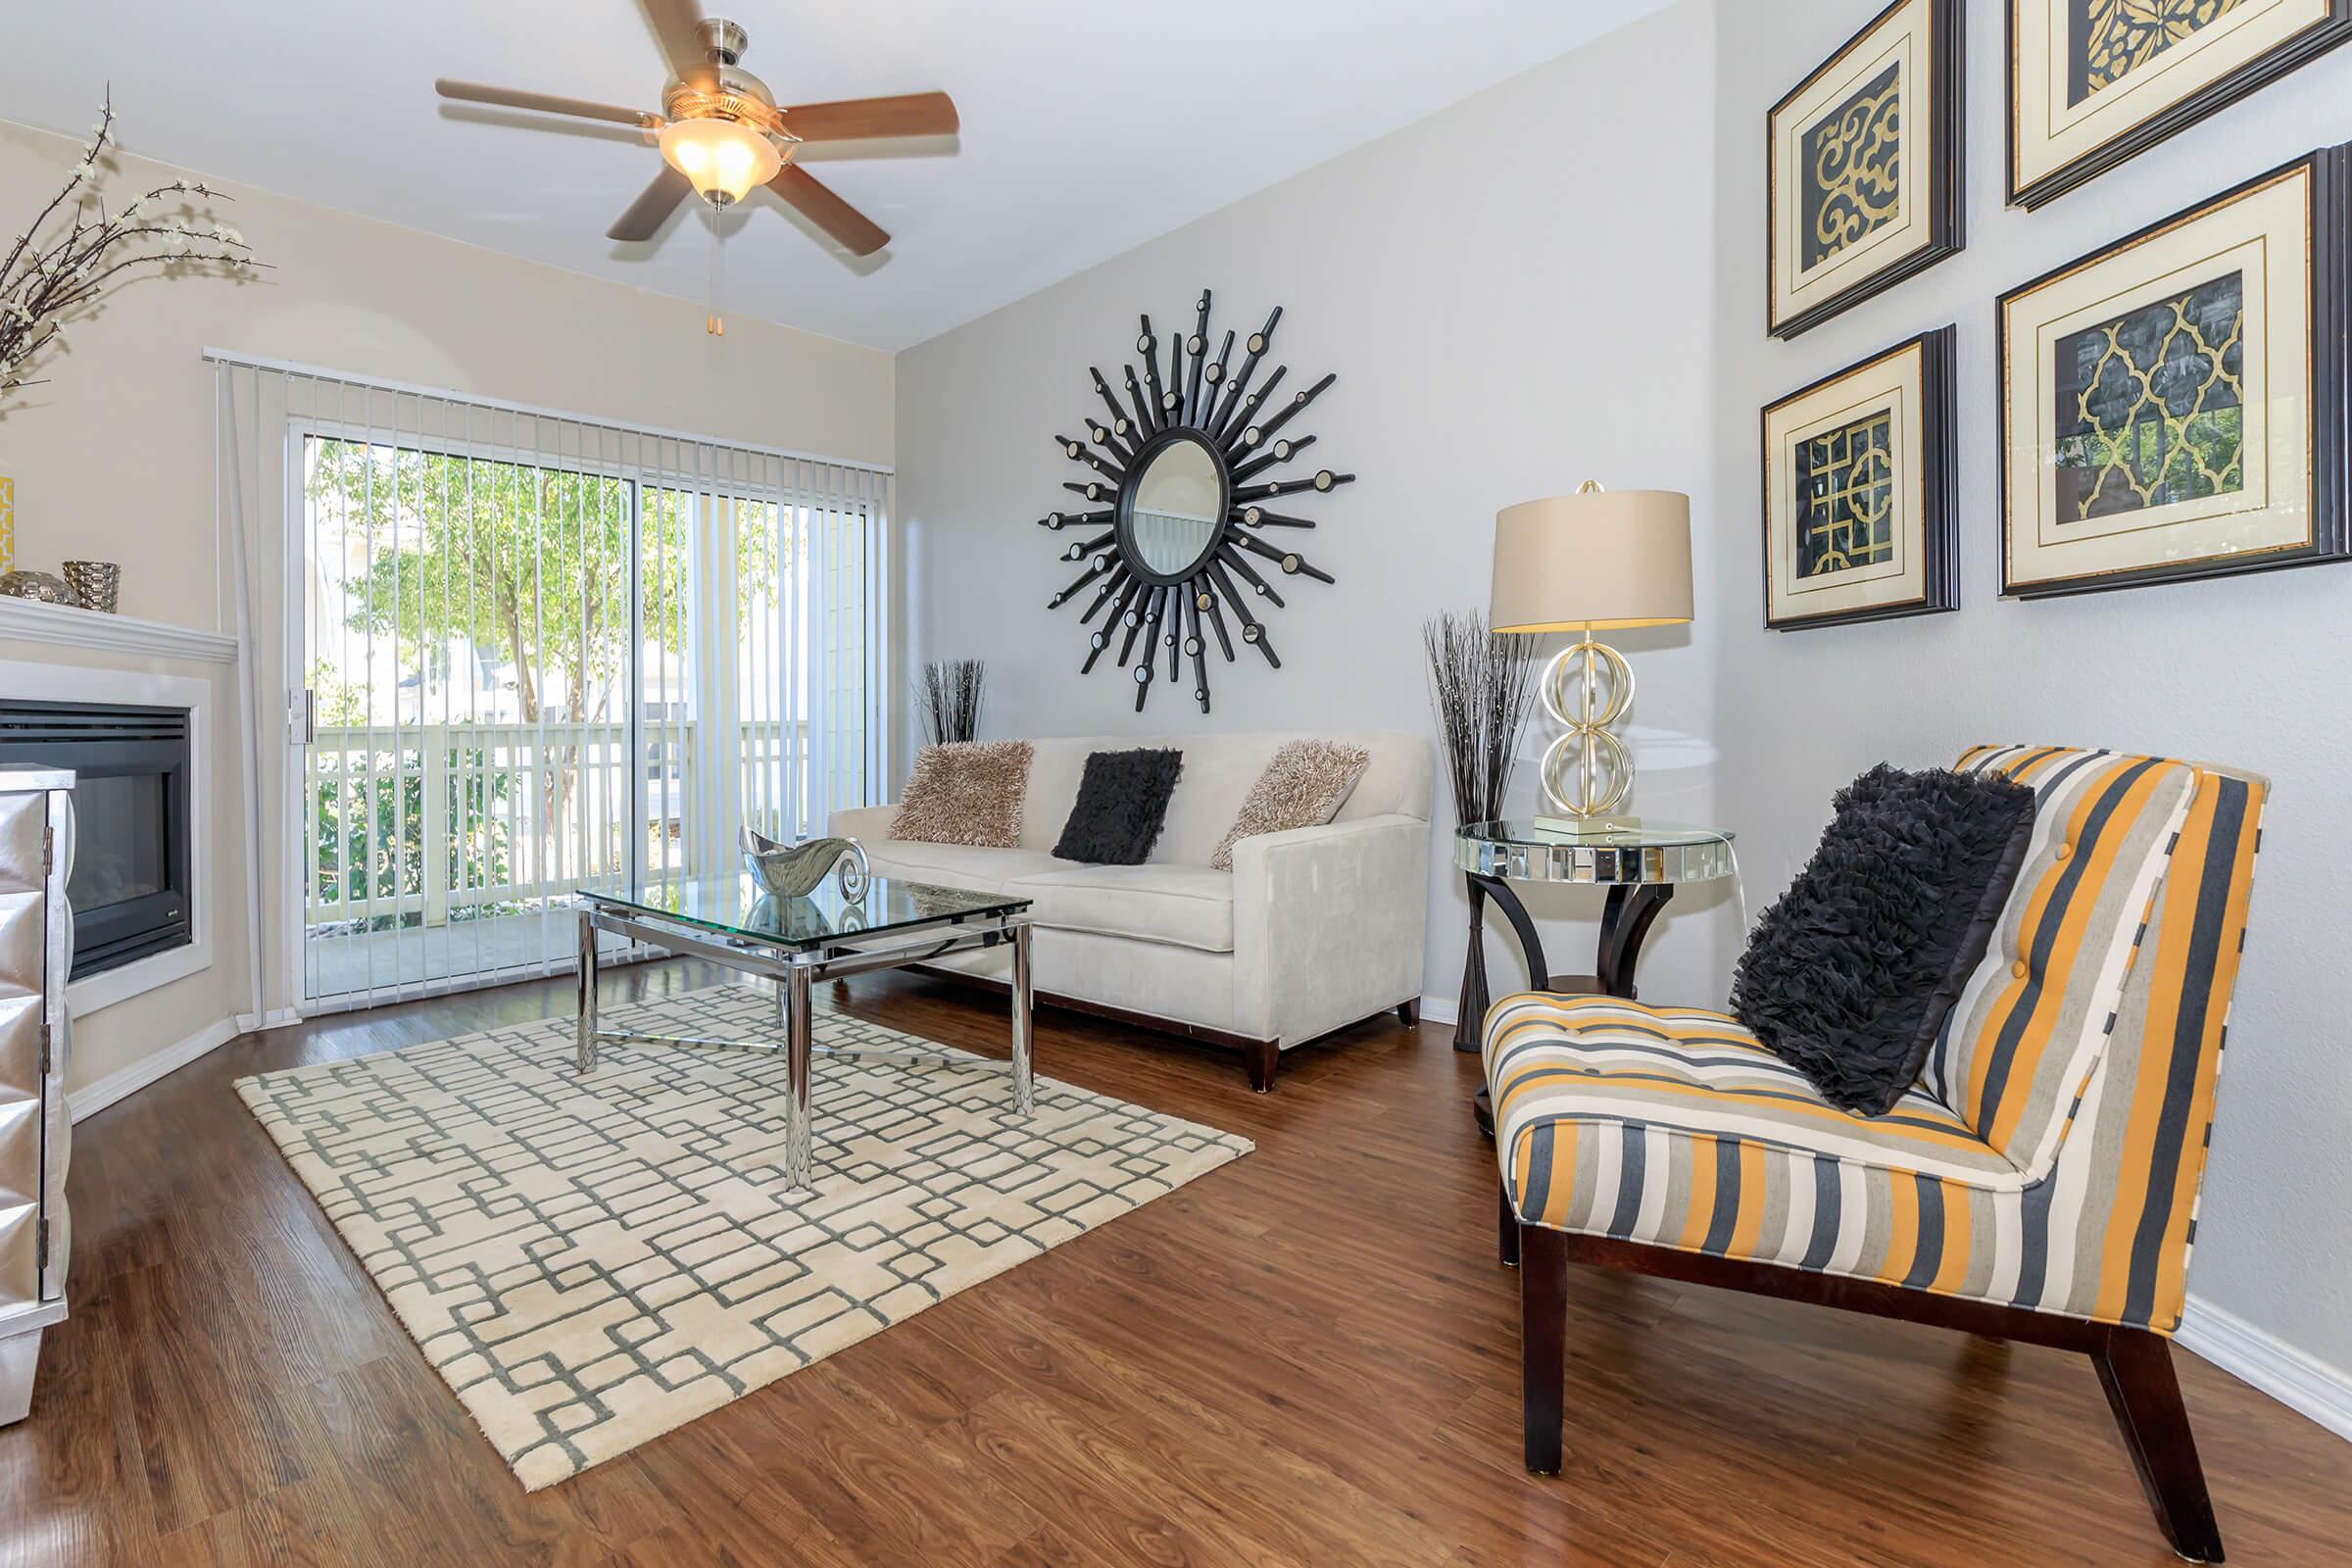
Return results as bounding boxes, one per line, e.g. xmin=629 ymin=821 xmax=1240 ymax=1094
xmin=286 ymin=392 xmax=882 ymax=1009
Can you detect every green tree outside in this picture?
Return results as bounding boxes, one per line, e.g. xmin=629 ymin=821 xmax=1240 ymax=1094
xmin=305 ymin=440 xmax=785 ymax=922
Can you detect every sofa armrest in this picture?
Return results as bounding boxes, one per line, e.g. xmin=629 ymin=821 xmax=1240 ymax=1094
xmin=827 ymin=804 xmax=899 ymax=843
xmin=1230 ymin=812 xmax=1430 ymax=1047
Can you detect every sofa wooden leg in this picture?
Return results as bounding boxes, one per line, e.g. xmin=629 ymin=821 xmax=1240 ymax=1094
xmin=1498 ymin=1181 xmax=1520 ymax=1268
xmin=1521 ymin=1223 xmax=1567 ymax=1476
xmin=2092 ymin=1328 xmax=2226 ymax=1562
xmin=1243 ymin=1039 xmax=1279 ymax=1094
xmin=1396 ymin=999 xmax=1419 ymax=1028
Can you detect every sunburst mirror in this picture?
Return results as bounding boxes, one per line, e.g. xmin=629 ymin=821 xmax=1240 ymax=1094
xmin=1040 ymin=289 xmax=1349 ymax=712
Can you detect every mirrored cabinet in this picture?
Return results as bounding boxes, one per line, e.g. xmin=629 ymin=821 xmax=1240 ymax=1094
xmin=0 ymin=765 xmax=72 ymax=1427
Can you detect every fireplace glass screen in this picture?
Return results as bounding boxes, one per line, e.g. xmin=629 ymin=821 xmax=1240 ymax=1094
xmin=69 ymin=772 xmax=169 ymax=912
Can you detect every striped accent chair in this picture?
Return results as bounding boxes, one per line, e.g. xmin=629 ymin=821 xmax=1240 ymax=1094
xmin=1489 ymin=746 xmax=2265 ymax=1562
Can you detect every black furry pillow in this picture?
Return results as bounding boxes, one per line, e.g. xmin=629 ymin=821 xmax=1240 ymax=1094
xmin=1053 ymin=749 xmax=1185 ymax=865
xmin=1731 ymin=763 xmax=2036 ymax=1117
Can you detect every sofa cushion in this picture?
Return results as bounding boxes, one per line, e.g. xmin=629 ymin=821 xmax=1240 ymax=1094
xmin=859 ymin=841 xmax=1070 ymax=897
xmin=1006 ymin=862 xmax=1236 ymax=954
xmin=1008 ymin=731 xmax=1435 ymax=862
xmin=891 ymin=741 xmax=1033 ymax=848
xmin=1053 ymin=748 xmax=1186 ymax=865
xmin=1731 ymin=763 xmax=2036 ymax=1116
xmin=1209 ymin=739 xmax=1370 ymax=870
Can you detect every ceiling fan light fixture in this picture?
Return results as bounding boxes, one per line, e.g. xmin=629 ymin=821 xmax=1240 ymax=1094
xmin=438 ymin=11 xmax=941 ymax=256
xmin=659 ymin=116 xmax=781 ymax=206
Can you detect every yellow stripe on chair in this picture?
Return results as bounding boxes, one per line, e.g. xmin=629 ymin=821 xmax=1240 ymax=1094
xmin=1993 ymin=760 xmax=2174 ymax=1152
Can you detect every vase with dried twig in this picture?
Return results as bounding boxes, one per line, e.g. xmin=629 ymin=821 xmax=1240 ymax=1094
xmin=917 ymin=659 xmax=986 ymax=746
xmin=1423 ymin=610 xmax=1539 ymax=1048
xmin=2 ymin=91 xmax=263 ymax=405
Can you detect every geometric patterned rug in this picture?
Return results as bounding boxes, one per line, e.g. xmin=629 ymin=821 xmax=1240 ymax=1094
xmin=235 ymin=984 xmax=1252 ymax=1489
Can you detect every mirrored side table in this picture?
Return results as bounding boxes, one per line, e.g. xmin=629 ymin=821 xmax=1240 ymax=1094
xmin=1455 ymin=819 xmax=1735 ymax=1136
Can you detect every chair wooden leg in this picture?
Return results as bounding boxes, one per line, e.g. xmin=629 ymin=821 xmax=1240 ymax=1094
xmin=1497 ymin=1181 xmax=1520 ymax=1267
xmin=1520 ymin=1223 xmax=1567 ymax=1476
xmin=1242 ymin=1038 xmax=1279 ymax=1094
xmin=2092 ymin=1328 xmax=2226 ymax=1563
xmin=1396 ymin=999 xmax=1419 ymax=1028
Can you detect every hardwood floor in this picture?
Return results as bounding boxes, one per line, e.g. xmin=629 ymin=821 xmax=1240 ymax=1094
xmin=5 ymin=963 xmax=2347 ymax=1566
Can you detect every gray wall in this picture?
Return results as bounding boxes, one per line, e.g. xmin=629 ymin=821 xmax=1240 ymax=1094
xmin=1707 ymin=5 xmax=2352 ymax=1386
xmin=897 ymin=0 xmax=2352 ymax=1417
xmin=896 ymin=1 xmax=1739 ymax=1015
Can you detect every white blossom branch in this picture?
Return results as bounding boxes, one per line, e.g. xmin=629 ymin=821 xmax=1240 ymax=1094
xmin=1 ymin=88 xmax=268 ymax=400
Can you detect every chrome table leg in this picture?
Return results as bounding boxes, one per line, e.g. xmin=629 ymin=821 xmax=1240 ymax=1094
xmin=575 ymin=908 xmax=599 ymax=1073
xmin=1010 ymin=919 xmax=1034 ymax=1116
xmin=785 ymin=962 xmax=814 ymax=1192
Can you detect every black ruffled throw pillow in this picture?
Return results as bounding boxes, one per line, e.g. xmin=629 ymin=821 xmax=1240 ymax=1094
xmin=1054 ymin=748 xmax=1185 ymax=865
xmin=1731 ymin=763 xmax=2036 ymax=1116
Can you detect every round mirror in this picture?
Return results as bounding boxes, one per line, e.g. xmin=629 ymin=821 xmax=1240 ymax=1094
xmin=1120 ymin=432 xmax=1229 ymax=583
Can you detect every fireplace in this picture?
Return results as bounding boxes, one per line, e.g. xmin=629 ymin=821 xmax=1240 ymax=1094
xmin=0 ymin=700 xmax=192 ymax=979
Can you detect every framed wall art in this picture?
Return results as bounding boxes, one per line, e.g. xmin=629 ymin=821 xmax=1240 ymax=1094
xmin=2009 ymin=1 xmax=2352 ymax=209
xmin=1760 ymin=326 xmax=1959 ymax=629
xmin=1998 ymin=145 xmax=2350 ymax=598
xmin=1768 ymin=0 xmax=1965 ymax=339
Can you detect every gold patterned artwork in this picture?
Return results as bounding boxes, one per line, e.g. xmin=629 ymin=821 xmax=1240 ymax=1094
xmin=2052 ymin=272 xmax=2244 ymax=520
xmin=1796 ymin=413 xmax=1895 ymax=576
xmin=2077 ymin=0 xmax=2248 ymax=100
xmin=1802 ymin=62 xmax=1903 ymax=271
xmin=1764 ymin=327 xmax=1957 ymax=626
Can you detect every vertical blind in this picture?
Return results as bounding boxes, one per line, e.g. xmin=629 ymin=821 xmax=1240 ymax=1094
xmin=209 ymin=353 xmax=890 ymax=1014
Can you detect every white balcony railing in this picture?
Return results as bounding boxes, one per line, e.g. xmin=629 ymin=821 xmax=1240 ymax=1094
xmin=302 ymin=719 xmax=809 ymax=932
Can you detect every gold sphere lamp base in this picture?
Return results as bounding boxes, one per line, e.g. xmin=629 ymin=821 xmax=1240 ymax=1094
xmin=1537 ymin=626 xmax=1638 ymax=826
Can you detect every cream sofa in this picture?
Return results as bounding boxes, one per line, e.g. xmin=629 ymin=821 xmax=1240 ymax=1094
xmin=829 ymin=730 xmax=1433 ymax=1090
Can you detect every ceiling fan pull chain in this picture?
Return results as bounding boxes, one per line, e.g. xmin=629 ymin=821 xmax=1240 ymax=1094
xmin=706 ymin=215 xmax=725 ymax=337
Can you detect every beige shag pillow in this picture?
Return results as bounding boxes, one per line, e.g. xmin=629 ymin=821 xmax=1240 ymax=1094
xmin=891 ymin=740 xmax=1035 ymax=848
xmin=1210 ymin=740 xmax=1372 ymax=870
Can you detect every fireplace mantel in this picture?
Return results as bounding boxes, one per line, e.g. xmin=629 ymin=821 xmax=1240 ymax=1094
xmin=0 ymin=598 xmax=237 ymax=664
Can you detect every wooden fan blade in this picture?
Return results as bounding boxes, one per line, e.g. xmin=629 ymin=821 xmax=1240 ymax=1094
xmin=609 ymin=166 xmax=693 ymax=241
xmin=777 ymin=92 xmax=958 ymax=142
xmin=767 ymin=166 xmax=889 ymax=256
xmin=642 ymin=0 xmax=712 ymax=78
xmin=436 ymin=78 xmax=653 ymax=127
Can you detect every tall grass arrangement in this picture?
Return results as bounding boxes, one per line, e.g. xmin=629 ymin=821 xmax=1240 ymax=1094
xmin=917 ymin=659 xmax=987 ymax=746
xmin=1422 ymin=611 xmax=1538 ymax=825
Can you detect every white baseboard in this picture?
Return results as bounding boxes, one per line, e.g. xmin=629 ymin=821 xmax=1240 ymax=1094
xmin=1419 ymin=994 xmax=1459 ymax=1027
xmin=236 ymin=1007 xmax=303 ymax=1032
xmin=69 ymin=1015 xmax=242 ymax=1123
xmin=2177 ymin=1295 xmax=2352 ymax=1444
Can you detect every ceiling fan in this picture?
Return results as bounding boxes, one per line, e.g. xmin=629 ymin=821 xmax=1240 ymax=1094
xmin=435 ymin=1 xmax=956 ymax=257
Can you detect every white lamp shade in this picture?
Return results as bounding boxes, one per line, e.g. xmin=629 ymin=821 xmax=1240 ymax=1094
xmin=1490 ymin=489 xmax=1693 ymax=632
xmin=659 ymin=118 xmax=784 ymax=203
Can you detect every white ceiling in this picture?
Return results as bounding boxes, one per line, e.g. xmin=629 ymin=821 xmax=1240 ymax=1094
xmin=2 ymin=0 xmax=1673 ymax=352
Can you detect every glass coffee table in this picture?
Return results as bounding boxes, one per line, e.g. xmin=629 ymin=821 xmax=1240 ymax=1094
xmin=574 ymin=874 xmax=1034 ymax=1192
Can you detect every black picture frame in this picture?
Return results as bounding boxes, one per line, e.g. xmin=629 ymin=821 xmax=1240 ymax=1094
xmin=1039 ymin=290 xmax=1348 ymax=713
xmin=2006 ymin=0 xmax=2352 ymax=210
xmin=1767 ymin=0 xmax=1967 ymax=340
xmin=1759 ymin=326 xmax=1960 ymax=630
xmin=1996 ymin=144 xmax=2351 ymax=599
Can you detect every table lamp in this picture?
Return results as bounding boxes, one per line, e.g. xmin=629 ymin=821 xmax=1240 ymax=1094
xmin=1490 ymin=482 xmax=1692 ymax=829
